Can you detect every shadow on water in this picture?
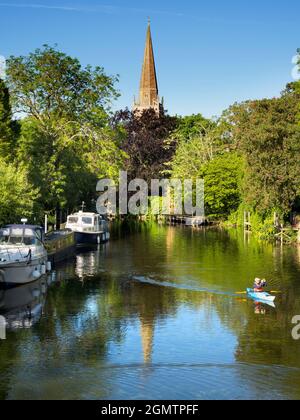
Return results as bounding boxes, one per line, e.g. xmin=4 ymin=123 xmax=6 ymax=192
xmin=0 ymin=223 xmax=300 ymax=399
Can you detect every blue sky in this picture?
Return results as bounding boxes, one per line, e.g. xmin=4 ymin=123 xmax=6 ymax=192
xmin=0 ymin=0 xmax=299 ymax=117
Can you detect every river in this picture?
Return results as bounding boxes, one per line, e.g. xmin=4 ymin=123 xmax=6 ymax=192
xmin=0 ymin=223 xmax=300 ymax=400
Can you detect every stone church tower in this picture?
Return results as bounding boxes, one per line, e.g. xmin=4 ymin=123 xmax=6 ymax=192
xmin=133 ymin=21 xmax=164 ymax=115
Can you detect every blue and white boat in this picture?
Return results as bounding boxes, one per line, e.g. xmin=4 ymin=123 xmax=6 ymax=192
xmin=65 ymin=212 xmax=110 ymax=245
xmin=247 ymin=288 xmax=276 ymax=303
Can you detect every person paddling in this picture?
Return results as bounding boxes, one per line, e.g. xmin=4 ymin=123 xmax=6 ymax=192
xmin=253 ymin=278 xmax=267 ymax=293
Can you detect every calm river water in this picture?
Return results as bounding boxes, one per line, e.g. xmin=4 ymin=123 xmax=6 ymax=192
xmin=1 ymin=223 xmax=300 ymax=400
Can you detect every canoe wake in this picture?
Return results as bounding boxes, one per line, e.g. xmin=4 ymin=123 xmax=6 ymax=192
xmin=132 ymin=275 xmax=236 ymax=297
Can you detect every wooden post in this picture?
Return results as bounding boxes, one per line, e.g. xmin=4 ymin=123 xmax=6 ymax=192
xmin=244 ymin=212 xmax=251 ymax=232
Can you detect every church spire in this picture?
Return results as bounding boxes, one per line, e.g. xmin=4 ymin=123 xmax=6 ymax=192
xmin=133 ymin=21 xmax=163 ymax=115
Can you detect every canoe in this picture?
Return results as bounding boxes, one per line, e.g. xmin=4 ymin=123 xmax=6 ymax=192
xmin=247 ymin=288 xmax=276 ymax=303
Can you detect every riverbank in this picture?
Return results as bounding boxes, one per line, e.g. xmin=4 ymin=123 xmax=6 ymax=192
xmin=113 ymin=214 xmax=300 ymax=245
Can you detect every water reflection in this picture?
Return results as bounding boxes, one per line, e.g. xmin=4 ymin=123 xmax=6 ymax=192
xmin=0 ymin=278 xmax=49 ymax=329
xmin=75 ymin=244 xmax=110 ymax=279
xmin=0 ymin=224 xmax=300 ymax=400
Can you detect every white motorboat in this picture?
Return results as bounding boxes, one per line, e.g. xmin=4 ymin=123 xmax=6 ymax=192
xmin=66 ymin=212 xmax=110 ymax=245
xmin=0 ymin=224 xmax=49 ymax=286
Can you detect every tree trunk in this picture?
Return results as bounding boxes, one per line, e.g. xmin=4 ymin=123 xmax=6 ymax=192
xmin=55 ymin=205 xmax=61 ymax=230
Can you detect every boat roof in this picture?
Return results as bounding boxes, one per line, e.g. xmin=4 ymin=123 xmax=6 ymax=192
xmin=68 ymin=212 xmax=98 ymax=217
xmin=3 ymin=225 xmax=43 ymax=230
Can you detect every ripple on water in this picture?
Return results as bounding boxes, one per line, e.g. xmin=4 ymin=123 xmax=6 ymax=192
xmin=5 ymin=363 xmax=300 ymax=400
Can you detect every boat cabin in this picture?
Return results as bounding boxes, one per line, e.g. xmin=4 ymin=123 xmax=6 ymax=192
xmin=66 ymin=212 xmax=106 ymax=233
xmin=0 ymin=225 xmax=44 ymax=247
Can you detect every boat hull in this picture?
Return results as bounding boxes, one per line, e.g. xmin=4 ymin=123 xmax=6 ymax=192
xmin=45 ymin=230 xmax=76 ymax=264
xmin=0 ymin=256 xmax=47 ymax=287
xmin=74 ymin=231 xmax=110 ymax=245
xmin=247 ymin=288 xmax=276 ymax=303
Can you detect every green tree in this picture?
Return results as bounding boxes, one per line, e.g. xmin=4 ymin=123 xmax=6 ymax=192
xmin=0 ymin=78 xmax=15 ymax=160
xmin=168 ymin=119 xmax=230 ymax=179
xmin=296 ymin=48 xmax=300 ymax=122
xmin=227 ymin=88 xmax=300 ymax=217
xmin=6 ymin=46 xmax=123 ymax=225
xmin=168 ymin=118 xmax=241 ymax=219
xmin=0 ymin=158 xmax=38 ymax=225
xmin=171 ymin=113 xmax=212 ymax=140
xmin=17 ymin=118 xmax=95 ymax=220
xmin=6 ymin=45 xmax=119 ymax=127
xmin=202 ymin=153 xmax=243 ymax=219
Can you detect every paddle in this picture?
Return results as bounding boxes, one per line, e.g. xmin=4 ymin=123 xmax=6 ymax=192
xmin=235 ymin=290 xmax=281 ymax=294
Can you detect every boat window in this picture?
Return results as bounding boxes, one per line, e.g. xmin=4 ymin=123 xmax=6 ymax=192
xmin=23 ymin=236 xmax=37 ymax=245
xmin=0 ymin=230 xmax=9 ymax=244
xmin=24 ymin=229 xmax=38 ymax=245
xmin=0 ymin=228 xmax=37 ymax=246
xmin=82 ymin=217 xmax=93 ymax=225
xmin=6 ymin=236 xmax=24 ymax=245
xmin=35 ymin=229 xmax=42 ymax=241
xmin=68 ymin=217 xmax=78 ymax=224
xmin=11 ymin=228 xmax=23 ymax=236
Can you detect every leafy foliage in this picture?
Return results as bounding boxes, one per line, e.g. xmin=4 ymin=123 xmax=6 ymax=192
xmin=296 ymin=49 xmax=300 ymax=122
xmin=168 ymin=117 xmax=241 ymax=219
xmin=5 ymin=46 xmax=124 ymax=224
xmin=170 ymin=113 xmax=212 ymax=140
xmin=112 ymin=108 xmax=178 ymax=183
xmin=201 ymin=153 xmax=243 ymax=219
xmin=6 ymin=45 xmax=119 ymax=127
xmin=227 ymin=87 xmax=300 ymax=217
xmin=0 ymin=158 xmax=38 ymax=225
xmin=17 ymin=118 xmax=94 ymax=215
xmin=0 ymin=78 xmax=16 ymax=160
xmin=167 ymin=120 xmax=224 ymax=179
